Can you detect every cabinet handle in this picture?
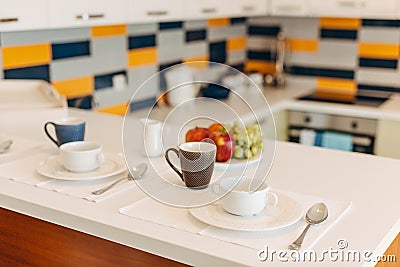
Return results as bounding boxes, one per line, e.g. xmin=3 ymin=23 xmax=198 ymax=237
xmin=242 ymin=5 xmax=255 ymax=12
xmin=76 ymin=13 xmax=105 ymax=20
xmin=337 ymin=0 xmax=357 ymax=7
xmin=275 ymin=5 xmax=301 ymax=12
xmin=201 ymin=8 xmax=217 ymax=14
xmin=0 ymin=17 xmax=19 ymax=23
xmin=146 ymin=10 xmax=169 ymax=16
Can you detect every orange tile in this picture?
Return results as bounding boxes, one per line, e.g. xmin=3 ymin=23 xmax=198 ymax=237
xmin=183 ymin=56 xmax=209 ymax=69
xmin=96 ymin=102 xmax=129 ymax=116
xmin=2 ymin=43 xmax=51 ymax=69
xmin=128 ymin=47 xmax=157 ymax=67
xmin=320 ymin=18 xmax=361 ymax=29
xmin=316 ymin=77 xmax=357 ymax=101
xmin=52 ymin=76 xmax=94 ymax=99
xmin=227 ymin=37 xmax=247 ymax=51
xmin=359 ymin=43 xmax=400 ymax=59
xmin=208 ymin=18 xmax=230 ymax=27
xmin=289 ymin=39 xmax=318 ymax=53
xmin=91 ymin=24 xmax=127 ymax=38
xmin=245 ymin=60 xmax=275 ymax=75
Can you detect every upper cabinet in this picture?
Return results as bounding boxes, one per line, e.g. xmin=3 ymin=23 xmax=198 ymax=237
xmin=0 ymin=0 xmax=48 ymax=32
xmin=48 ymin=0 xmax=128 ymax=28
xmin=231 ymin=0 xmax=269 ymax=17
xmin=270 ymin=0 xmax=309 ymax=17
xmin=184 ymin=0 xmax=234 ymax=19
xmin=308 ymin=0 xmax=398 ymax=18
xmin=128 ymin=0 xmax=184 ymax=23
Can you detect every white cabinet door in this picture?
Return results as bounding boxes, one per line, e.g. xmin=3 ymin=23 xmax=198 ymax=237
xmin=270 ymin=0 xmax=309 ymax=16
xmin=184 ymin=0 xmax=232 ymax=19
xmin=0 ymin=0 xmax=47 ymax=32
xmin=308 ymin=0 xmax=361 ymax=17
xmin=128 ymin=0 xmax=184 ymax=23
xmin=48 ymin=0 xmax=127 ymax=28
xmin=360 ymin=0 xmax=398 ymax=19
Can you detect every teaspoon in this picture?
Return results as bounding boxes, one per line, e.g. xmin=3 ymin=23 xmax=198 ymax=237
xmin=288 ymin=202 xmax=328 ymax=250
xmin=91 ymin=163 xmax=148 ymax=195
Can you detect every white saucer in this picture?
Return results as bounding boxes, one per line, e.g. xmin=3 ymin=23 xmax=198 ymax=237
xmin=214 ymin=154 xmax=261 ymax=169
xmin=37 ymin=153 xmax=126 ymax=180
xmin=190 ymin=192 xmax=303 ymax=231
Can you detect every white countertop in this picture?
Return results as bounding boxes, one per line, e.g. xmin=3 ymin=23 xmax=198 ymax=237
xmin=1 ymin=106 xmax=399 ymax=266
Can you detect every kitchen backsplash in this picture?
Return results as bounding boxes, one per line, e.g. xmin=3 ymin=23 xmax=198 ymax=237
xmin=0 ymin=17 xmax=399 ymax=114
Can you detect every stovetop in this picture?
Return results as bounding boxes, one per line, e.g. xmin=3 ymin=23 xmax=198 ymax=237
xmin=298 ymin=92 xmax=392 ymax=107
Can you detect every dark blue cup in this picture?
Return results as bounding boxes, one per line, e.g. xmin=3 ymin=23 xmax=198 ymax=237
xmin=44 ymin=117 xmax=85 ymax=146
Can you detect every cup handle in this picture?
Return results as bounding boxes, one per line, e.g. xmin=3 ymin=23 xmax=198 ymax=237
xmin=266 ymin=191 xmax=278 ymax=206
xmin=97 ymin=153 xmax=105 ymax=165
xmin=44 ymin=122 xmax=59 ymax=146
xmin=165 ymin=148 xmax=184 ymax=182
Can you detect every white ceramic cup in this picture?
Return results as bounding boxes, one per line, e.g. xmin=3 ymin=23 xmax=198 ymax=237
xmin=219 ymin=177 xmax=278 ymax=216
xmin=140 ymin=118 xmax=162 ymax=157
xmin=59 ymin=141 xmax=104 ymax=172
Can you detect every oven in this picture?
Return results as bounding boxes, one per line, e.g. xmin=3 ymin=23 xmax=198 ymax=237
xmin=288 ymin=110 xmax=377 ymax=154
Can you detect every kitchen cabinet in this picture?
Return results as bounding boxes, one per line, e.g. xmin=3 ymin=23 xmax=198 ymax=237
xmin=230 ymin=0 xmax=269 ymax=17
xmin=48 ymin=0 xmax=127 ymax=29
xmin=374 ymin=119 xmax=400 ymax=159
xmin=184 ymin=0 xmax=231 ymax=19
xmin=0 ymin=0 xmax=48 ymax=32
xmin=261 ymin=109 xmax=288 ymax=141
xmin=128 ymin=0 xmax=184 ymax=23
xmin=270 ymin=0 xmax=309 ymax=17
xmin=308 ymin=0 xmax=398 ymax=18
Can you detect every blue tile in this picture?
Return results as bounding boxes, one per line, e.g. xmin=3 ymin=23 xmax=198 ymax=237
xmin=362 ymin=19 xmax=400 ymax=27
xmin=231 ymin=63 xmax=244 ymax=73
xmin=52 ymin=41 xmax=90 ymax=60
xmin=320 ymin=29 xmax=357 ymax=40
xmin=209 ymin=41 xmax=226 ymax=63
xmin=130 ymin=97 xmax=157 ymax=111
xmin=95 ymin=70 xmax=127 ymax=90
xmin=359 ymin=58 xmax=397 ymax=69
xmin=248 ymin=25 xmax=280 ymax=36
xmin=247 ymin=50 xmax=275 ymax=61
xmin=230 ymin=17 xmax=247 ymax=25
xmin=185 ymin=29 xmax=206 ymax=42
xmin=4 ymin=65 xmax=50 ymax=82
xmin=358 ymin=84 xmax=400 ymax=93
xmin=159 ymin=21 xmax=183 ymax=30
xmin=287 ymin=65 xmax=354 ymax=79
xmin=128 ymin=34 xmax=156 ymax=50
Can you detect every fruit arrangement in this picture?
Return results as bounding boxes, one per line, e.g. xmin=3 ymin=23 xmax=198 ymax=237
xmin=185 ymin=121 xmax=262 ymax=162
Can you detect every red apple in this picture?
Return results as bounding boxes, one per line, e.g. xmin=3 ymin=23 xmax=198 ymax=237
xmin=209 ymin=131 xmax=235 ymax=162
xmin=185 ymin=127 xmax=210 ymax=142
xmin=208 ymin=122 xmax=227 ymax=133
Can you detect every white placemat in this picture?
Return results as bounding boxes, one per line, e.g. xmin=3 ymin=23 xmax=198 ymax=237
xmin=0 ymin=134 xmax=45 ymax=164
xmin=119 ymin=189 xmax=352 ymax=252
xmin=0 ymin=147 xmax=133 ymax=203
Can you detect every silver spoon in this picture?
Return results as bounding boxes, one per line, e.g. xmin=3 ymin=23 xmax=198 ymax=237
xmin=288 ymin=202 xmax=328 ymax=250
xmin=91 ymin=163 xmax=148 ymax=195
xmin=0 ymin=139 xmax=12 ymax=154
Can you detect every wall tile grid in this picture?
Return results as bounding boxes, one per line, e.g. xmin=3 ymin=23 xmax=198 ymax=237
xmin=0 ymin=17 xmax=399 ymax=114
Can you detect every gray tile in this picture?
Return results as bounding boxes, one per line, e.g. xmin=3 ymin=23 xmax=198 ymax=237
xmin=127 ymin=65 xmax=159 ymax=101
xmin=127 ymin=23 xmax=157 ymax=35
xmin=208 ymin=25 xmax=246 ymax=42
xmin=184 ymin=20 xmax=207 ymax=30
xmin=359 ymin=27 xmax=400 ymax=44
xmin=227 ymin=50 xmax=246 ymax=65
xmin=247 ymin=36 xmax=277 ymax=50
xmin=356 ymin=68 xmax=400 ymax=88
xmin=50 ymin=57 xmax=93 ymax=81
xmin=95 ymin=87 xmax=135 ymax=108
xmin=280 ymin=17 xmax=319 ymax=39
xmin=1 ymin=27 xmax=90 ymax=46
xmin=157 ymin=30 xmax=185 ymax=63
xmin=91 ymin=36 xmax=127 ymax=75
xmin=184 ymin=41 xmax=207 ymax=58
xmin=288 ymin=40 xmax=357 ymax=69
